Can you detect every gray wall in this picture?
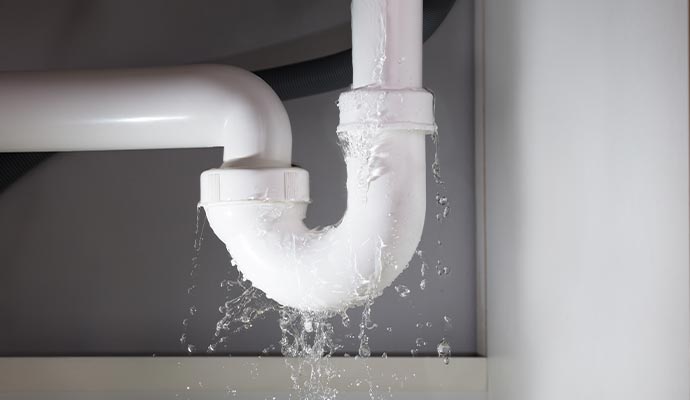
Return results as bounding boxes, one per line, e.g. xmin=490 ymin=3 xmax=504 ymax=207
xmin=0 ymin=0 xmax=475 ymax=356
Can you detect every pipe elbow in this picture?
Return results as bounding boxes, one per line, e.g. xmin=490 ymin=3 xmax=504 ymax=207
xmin=195 ymin=65 xmax=292 ymax=168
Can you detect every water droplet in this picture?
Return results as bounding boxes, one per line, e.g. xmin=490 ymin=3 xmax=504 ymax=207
xmin=359 ymin=344 xmax=371 ymax=358
xmin=386 ymin=327 xmax=393 ymax=333
xmin=340 ymin=311 xmax=350 ymax=328
xmin=437 ymin=338 xmax=451 ymax=365
xmin=187 ymin=344 xmax=196 ymax=354
xmin=381 ymin=352 xmax=388 ymax=359
xmin=303 ymin=317 xmax=314 ymax=333
xmin=189 ymin=306 xmax=197 ymax=316
xmin=437 ymin=265 xmax=450 ymax=276
xmin=443 ymin=315 xmax=453 ymax=330
xmin=181 ymin=318 xmax=189 ymax=327
xmin=394 ymin=285 xmax=410 ymax=297
xmin=179 ymin=333 xmax=187 ymax=344
xmin=437 ymin=195 xmax=448 ymax=206
xmin=419 ymin=279 xmax=426 ymax=290
xmin=443 ymin=206 xmax=450 ymax=218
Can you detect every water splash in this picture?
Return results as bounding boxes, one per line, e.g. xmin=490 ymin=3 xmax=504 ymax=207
xmin=280 ymin=309 xmax=341 ymax=400
xmin=437 ymin=338 xmax=451 ymax=365
xmin=183 ymin=95 xmax=454 ymax=400
xmin=394 ymin=284 xmax=410 ymax=298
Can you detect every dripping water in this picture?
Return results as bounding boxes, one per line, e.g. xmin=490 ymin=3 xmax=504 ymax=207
xmin=182 ymin=79 xmax=456 ymax=400
xmin=180 ymin=207 xmax=206 ymax=354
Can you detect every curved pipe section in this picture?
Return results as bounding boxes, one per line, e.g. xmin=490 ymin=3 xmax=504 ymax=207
xmin=0 ymin=0 xmax=433 ymax=313
xmin=0 ymin=64 xmax=292 ymax=168
xmin=204 ymin=129 xmax=426 ymax=311
xmin=202 ymin=0 xmax=434 ymax=312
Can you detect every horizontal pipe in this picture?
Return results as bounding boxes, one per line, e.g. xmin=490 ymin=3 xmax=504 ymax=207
xmin=0 ymin=64 xmax=292 ymax=167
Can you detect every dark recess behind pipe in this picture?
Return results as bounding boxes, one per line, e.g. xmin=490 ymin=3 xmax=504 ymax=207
xmin=0 ymin=0 xmax=455 ymax=194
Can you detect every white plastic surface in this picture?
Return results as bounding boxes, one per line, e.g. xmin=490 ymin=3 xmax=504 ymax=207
xmin=351 ymin=0 xmax=423 ymax=88
xmin=204 ymin=129 xmax=427 ymax=311
xmin=202 ymin=0 xmax=433 ymax=311
xmin=200 ymin=167 xmax=310 ymax=204
xmin=337 ymin=88 xmax=436 ymax=133
xmin=0 ymin=64 xmax=292 ymax=167
xmin=483 ymin=0 xmax=689 ymax=398
xmin=0 ymin=0 xmax=434 ymax=312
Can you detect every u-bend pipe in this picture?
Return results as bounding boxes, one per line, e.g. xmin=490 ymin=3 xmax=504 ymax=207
xmin=0 ymin=0 xmax=435 ymax=312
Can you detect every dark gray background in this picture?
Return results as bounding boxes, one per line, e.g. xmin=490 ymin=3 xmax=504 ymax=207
xmin=0 ymin=0 xmax=475 ymax=356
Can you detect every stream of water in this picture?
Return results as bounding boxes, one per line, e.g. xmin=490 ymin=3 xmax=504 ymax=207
xmin=178 ymin=126 xmax=455 ymax=400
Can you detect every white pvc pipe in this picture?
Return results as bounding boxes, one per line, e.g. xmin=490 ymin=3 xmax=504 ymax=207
xmin=0 ymin=0 xmax=433 ymax=312
xmin=194 ymin=0 xmax=435 ymax=311
xmin=351 ymin=0 xmax=423 ymax=88
xmin=204 ymin=129 xmax=427 ymax=311
xmin=200 ymin=0 xmax=433 ymax=311
xmin=0 ymin=64 xmax=292 ymax=168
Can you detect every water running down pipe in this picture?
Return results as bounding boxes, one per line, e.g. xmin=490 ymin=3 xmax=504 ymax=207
xmin=0 ymin=0 xmax=435 ymax=312
xmin=201 ymin=0 xmax=435 ymax=311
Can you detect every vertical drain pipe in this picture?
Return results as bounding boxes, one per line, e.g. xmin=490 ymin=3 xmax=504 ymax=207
xmin=338 ymin=0 xmax=434 ymax=133
xmin=351 ymin=0 xmax=423 ymax=89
